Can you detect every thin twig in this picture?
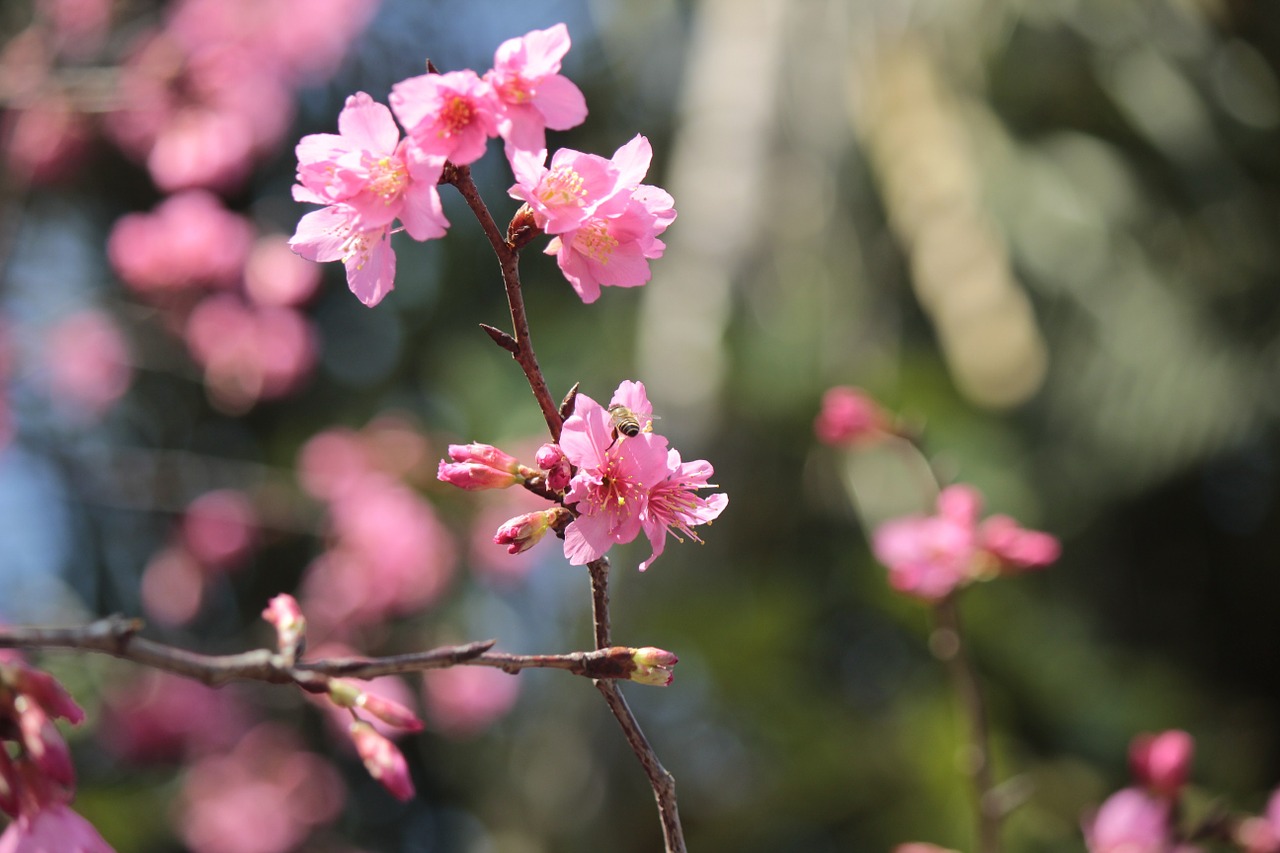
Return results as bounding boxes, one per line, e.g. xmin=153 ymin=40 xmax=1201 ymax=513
xmin=932 ymin=596 xmax=1002 ymax=853
xmin=443 ymin=164 xmax=563 ymax=441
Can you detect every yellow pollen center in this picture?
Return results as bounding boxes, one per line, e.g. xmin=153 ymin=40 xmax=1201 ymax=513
xmin=573 ymin=222 xmax=617 ymax=264
xmin=365 ymin=156 xmax=407 ymax=204
xmin=439 ymin=96 xmax=474 ymax=136
xmin=537 ymin=167 xmax=586 ymax=208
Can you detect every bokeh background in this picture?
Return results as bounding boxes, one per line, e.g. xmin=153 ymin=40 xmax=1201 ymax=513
xmin=3 ymin=0 xmax=1280 ymax=850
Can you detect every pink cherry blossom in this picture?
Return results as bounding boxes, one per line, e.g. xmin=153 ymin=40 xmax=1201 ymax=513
xmin=872 ymin=484 xmax=1059 ymax=601
xmin=97 ymin=671 xmax=253 ymax=764
xmin=545 ymin=171 xmax=676 ymax=303
xmin=243 ymin=234 xmax=321 ymax=307
xmin=422 ymin=665 xmax=520 ymax=739
xmin=107 ymin=190 xmax=255 ymax=296
xmin=1083 ymin=788 xmax=1183 ymax=853
xmin=293 ymin=92 xmax=448 ymax=239
xmin=0 ymin=803 xmax=114 ymax=853
xmin=509 ymin=134 xmax=656 ymax=236
xmin=42 ymin=309 xmax=131 ymax=419
xmin=559 ymin=389 xmax=671 ymax=565
xmin=814 ymin=385 xmax=890 ymax=446
xmin=390 ymin=69 xmax=500 ymax=166
xmin=1130 ymin=730 xmax=1194 ymax=799
xmin=289 ymin=205 xmax=396 ymax=306
xmin=181 ymin=489 xmax=257 ymax=571
xmin=485 ymin=23 xmax=587 ymax=158
xmin=639 ymin=449 xmax=728 ymax=572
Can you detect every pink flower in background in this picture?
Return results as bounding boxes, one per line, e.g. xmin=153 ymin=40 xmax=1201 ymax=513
xmin=422 ymin=665 xmax=520 ymax=739
xmin=140 ymin=544 xmax=206 ymax=626
xmin=98 ymin=671 xmax=253 ymax=764
xmin=390 ymin=69 xmax=500 ymax=166
xmin=485 ymin=23 xmax=587 ymax=158
xmin=177 ymin=723 xmax=345 ymax=853
xmin=184 ymin=295 xmax=316 ymax=412
xmin=43 ymin=309 xmax=131 ymax=419
xmin=1083 ymin=788 xmax=1181 ymax=853
xmin=1236 ymin=788 xmax=1280 ymax=852
xmin=107 ymin=191 xmax=255 ymax=295
xmin=1130 ymin=730 xmax=1194 ymax=799
xmin=299 ymin=472 xmax=456 ymax=636
xmin=872 ymin=484 xmax=1059 ymax=601
xmin=243 ymin=235 xmax=321 ymax=307
xmin=559 ymin=388 xmax=670 ymax=566
xmin=814 ymin=385 xmax=890 ymax=446
xmin=639 ymin=450 xmax=728 ymax=572
xmin=181 ymin=489 xmax=257 ymax=571
xmin=1 ymin=95 xmax=93 ymax=185
xmin=38 ymin=0 xmax=114 ymax=58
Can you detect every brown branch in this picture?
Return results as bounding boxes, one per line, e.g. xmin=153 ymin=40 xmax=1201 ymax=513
xmin=0 ymin=618 xmax=657 ymax=687
xmin=588 ymin=556 xmax=612 ymax=650
xmin=443 ymin=164 xmax=563 ymax=442
xmin=932 ymin=595 xmax=1002 ymax=853
xmin=596 ymin=680 xmax=686 ymax=853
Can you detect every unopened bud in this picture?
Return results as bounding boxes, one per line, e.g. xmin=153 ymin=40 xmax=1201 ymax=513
xmin=630 ymin=647 xmax=678 ymax=687
xmin=1129 ymin=730 xmax=1193 ymax=798
xmin=507 ymin=203 xmax=543 ymax=250
xmin=535 ymin=443 xmax=571 ymax=492
xmin=438 ymin=443 xmax=528 ymax=490
xmin=494 ymin=507 xmax=571 ymax=555
xmin=262 ymin=593 xmax=306 ymax=663
xmin=814 ymin=385 xmax=889 ymax=447
xmin=349 ymin=721 xmax=415 ymax=801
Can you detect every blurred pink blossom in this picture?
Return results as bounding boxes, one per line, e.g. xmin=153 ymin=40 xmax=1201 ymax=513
xmin=98 ymin=671 xmax=253 ymax=764
xmin=1129 ymin=730 xmax=1194 ymax=799
xmin=243 ymin=235 xmax=321 ymax=308
xmin=894 ymin=845 xmax=960 ymax=853
xmin=2 ymin=95 xmax=93 ymax=185
xmin=814 ymin=385 xmax=890 ymax=446
xmin=299 ymin=473 xmax=456 ymax=636
xmin=37 ymin=0 xmax=113 ymax=58
xmin=140 ymin=544 xmax=205 ymax=626
xmin=872 ymin=484 xmax=1060 ymax=602
xmin=107 ymin=191 xmax=255 ymax=296
xmin=177 ymin=723 xmax=345 ymax=853
xmin=184 ymin=295 xmax=316 ymax=413
xmin=181 ymin=489 xmax=257 ymax=571
xmin=0 ymin=803 xmax=113 ymax=853
xmin=1083 ymin=787 xmax=1189 ymax=853
xmin=43 ymin=309 xmax=131 ymax=419
xmin=1237 ymin=788 xmax=1280 ymax=853
xmin=422 ymin=665 xmax=519 ymax=739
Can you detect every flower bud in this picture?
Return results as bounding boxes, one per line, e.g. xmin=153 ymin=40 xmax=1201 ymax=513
xmin=438 ymin=443 xmax=528 ymax=490
xmin=349 ymin=721 xmax=415 ymax=801
xmin=814 ymin=385 xmax=889 ymax=446
xmin=1129 ymin=730 xmax=1193 ymax=798
xmin=494 ymin=507 xmax=570 ymax=555
xmin=506 ymin=203 xmax=543 ymax=250
xmin=357 ymin=690 xmax=425 ymax=732
xmin=262 ymin=593 xmax=306 ymax=663
xmin=535 ymin=443 xmax=571 ymax=492
xmin=630 ymin=647 xmax=678 ymax=687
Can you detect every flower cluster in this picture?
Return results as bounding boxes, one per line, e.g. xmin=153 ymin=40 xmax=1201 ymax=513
xmin=437 ymin=380 xmax=727 ymax=573
xmin=0 ymin=653 xmax=112 ymax=851
xmin=289 ymin=23 xmax=674 ymax=307
xmin=871 ymin=483 xmax=1060 ymax=601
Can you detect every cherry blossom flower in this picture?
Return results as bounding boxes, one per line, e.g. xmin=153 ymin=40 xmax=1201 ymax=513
xmin=485 ymin=23 xmax=587 ymax=159
xmin=1237 ymin=788 xmax=1280 ymax=853
xmin=422 ymin=666 xmax=520 ymax=739
xmin=1083 ymin=787 xmax=1187 ymax=853
xmin=390 ymin=69 xmax=500 ymax=166
xmin=559 ymin=389 xmax=671 ymax=566
xmin=181 ymin=489 xmax=257 ymax=571
xmin=814 ymin=385 xmax=891 ymax=446
xmin=639 ymin=449 xmax=728 ymax=572
xmin=872 ymin=484 xmax=1059 ymax=601
xmin=0 ymin=803 xmax=114 ymax=853
xmin=290 ymin=92 xmax=448 ymax=306
xmin=43 ymin=309 xmax=131 ymax=420
xmin=509 ymin=134 xmax=657 ymax=236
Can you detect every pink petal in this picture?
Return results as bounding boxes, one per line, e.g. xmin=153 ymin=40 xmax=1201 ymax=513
xmin=337 ymin=92 xmax=399 ymax=154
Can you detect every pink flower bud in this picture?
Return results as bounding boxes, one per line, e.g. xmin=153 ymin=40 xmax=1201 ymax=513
xmin=494 ymin=508 xmax=570 ymax=555
xmin=1083 ymin=787 xmax=1173 ymax=853
xmin=17 ymin=704 xmax=75 ymax=788
xmin=814 ymin=385 xmax=889 ymax=446
xmin=536 ymin=443 xmax=572 ymax=492
xmin=262 ymin=594 xmax=306 ymax=661
xmin=1129 ymin=730 xmax=1193 ymax=798
xmin=630 ymin=647 xmax=678 ymax=687
xmin=11 ymin=667 xmax=84 ymax=724
xmin=349 ymin=721 xmax=415 ymax=801
xmin=357 ymin=690 xmax=425 ymax=733
xmin=437 ymin=443 xmax=528 ymax=490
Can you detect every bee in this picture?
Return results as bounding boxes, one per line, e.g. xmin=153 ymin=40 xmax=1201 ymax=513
xmin=607 ymin=404 xmax=657 ymax=448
